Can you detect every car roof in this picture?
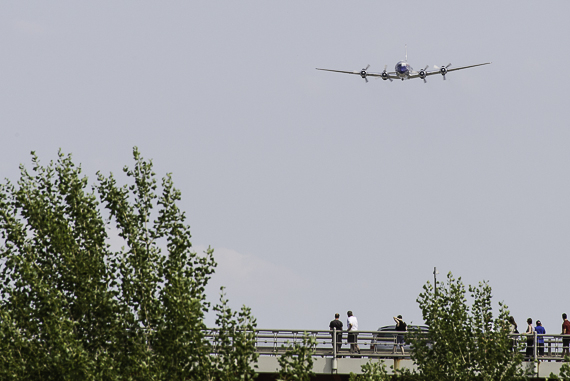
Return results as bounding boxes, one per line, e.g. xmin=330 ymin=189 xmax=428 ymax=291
xmin=376 ymin=325 xmax=429 ymax=331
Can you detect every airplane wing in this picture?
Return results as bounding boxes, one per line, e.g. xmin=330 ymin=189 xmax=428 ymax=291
xmin=316 ymin=68 xmax=399 ymax=80
xmin=445 ymin=62 xmax=492 ymax=73
xmin=408 ymin=62 xmax=491 ymax=80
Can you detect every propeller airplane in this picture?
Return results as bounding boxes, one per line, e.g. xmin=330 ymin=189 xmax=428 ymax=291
xmin=316 ymin=49 xmax=490 ymax=83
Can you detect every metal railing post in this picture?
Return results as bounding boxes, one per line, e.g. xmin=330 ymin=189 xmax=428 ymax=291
xmin=332 ymin=328 xmax=338 ymax=372
xmin=533 ymin=330 xmax=538 ymax=377
xmin=273 ymin=331 xmax=278 ymax=353
xmin=533 ymin=330 xmax=537 ymax=360
xmin=333 ymin=328 xmax=337 ymax=358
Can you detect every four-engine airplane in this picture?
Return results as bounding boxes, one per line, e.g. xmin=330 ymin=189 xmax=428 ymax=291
xmin=316 ymin=50 xmax=490 ymax=83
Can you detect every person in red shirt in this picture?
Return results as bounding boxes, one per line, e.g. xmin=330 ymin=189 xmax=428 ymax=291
xmin=562 ymin=313 xmax=570 ymax=357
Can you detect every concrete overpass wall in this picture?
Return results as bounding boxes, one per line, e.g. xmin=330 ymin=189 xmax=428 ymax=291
xmin=256 ymin=356 xmax=561 ymax=379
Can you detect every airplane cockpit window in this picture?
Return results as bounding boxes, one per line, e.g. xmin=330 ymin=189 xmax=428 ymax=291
xmin=396 ymin=62 xmax=408 ymax=74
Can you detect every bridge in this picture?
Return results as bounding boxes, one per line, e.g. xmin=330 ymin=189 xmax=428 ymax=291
xmin=207 ymin=328 xmax=570 ymax=380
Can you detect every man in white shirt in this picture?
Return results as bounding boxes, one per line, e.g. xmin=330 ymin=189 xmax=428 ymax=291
xmin=347 ymin=310 xmax=360 ymax=354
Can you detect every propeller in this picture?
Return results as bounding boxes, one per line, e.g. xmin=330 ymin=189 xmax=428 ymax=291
xmin=434 ymin=63 xmax=452 ymax=80
xmin=418 ymin=65 xmax=429 ymax=83
xmin=381 ymin=65 xmax=393 ymax=82
xmin=360 ymin=64 xmax=370 ymax=83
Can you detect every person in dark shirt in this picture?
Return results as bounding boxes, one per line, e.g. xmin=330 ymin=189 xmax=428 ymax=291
xmin=393 ymin=315 xmax=407 ymax=355
xmin=329 ymin=313 xmax=343 ymax=354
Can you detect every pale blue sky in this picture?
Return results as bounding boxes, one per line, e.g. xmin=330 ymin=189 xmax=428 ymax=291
xmin=2 ymin=1 xmax=570 ymax=332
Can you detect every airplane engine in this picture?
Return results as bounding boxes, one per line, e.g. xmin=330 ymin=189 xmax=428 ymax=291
xmin=418 ymin=65 xmax=429 ymax=83
xmin=435 ymin=64 xmax=452 ymax=80
xmin=360 ymin=64 xmax=370 ymax=82
xmin=381 ymin=65 xmax=392 ymax=82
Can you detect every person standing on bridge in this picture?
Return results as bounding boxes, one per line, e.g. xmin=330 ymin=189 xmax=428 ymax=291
xmin=562 ymin=313 xmax=570 ymax=357
xmin=525 ymin=318 xmax=534 ymax=359
xmin=535 ymin=320 xmax=545 ymax=356
xmin=347 ymin=311 xmax=360 ymax=355
xmin=329 ymin=313 xmax=343 ymax=354
xmin=508 ymin=316 xmax=519 ymax=352
xmin=393 ymin=315 xmax=407 ymax=355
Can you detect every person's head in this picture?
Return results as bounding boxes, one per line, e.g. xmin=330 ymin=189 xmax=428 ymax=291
xmin=335 ymin=313 xmax=340 ymax=319
xmin=347 ymin=311 xmax=353 ymax=317
xmin=527 ymin=318 xmax=532 ymax=325
xmin=508 ymin=316 xmax=516 ymax=325
xmin=564 ymin=313 xmax=568 ymax=320
xmin=537 ymin=320 xmax=542 ymax=326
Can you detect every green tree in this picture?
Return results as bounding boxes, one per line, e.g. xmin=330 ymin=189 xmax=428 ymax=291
xmin=0 ymin=151 xmax=121 ymax=379
xmin=96 ymin=148 xmax=217 ymax=379
xmin=277 ymin=333 xmax=317 ymax=381
xmin=349 ymin=360 xmax=391 ymax=381
xmin=205 ymin=288 xmax=258 ymax=381
xmin=0 ymin=148 xmax=257 ymax=380
xmin=406 ymin=272 xmax=529 ymax=381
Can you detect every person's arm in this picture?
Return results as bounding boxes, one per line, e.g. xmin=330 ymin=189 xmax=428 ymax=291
xmin=393 ymin=316 xmax=401 ymax=328
xmin=564 ymin=323 xmax=568 ymax=335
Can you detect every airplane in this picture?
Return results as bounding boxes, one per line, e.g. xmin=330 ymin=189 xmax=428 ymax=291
xmin=316 ymin=49 xmax=490 ymax=83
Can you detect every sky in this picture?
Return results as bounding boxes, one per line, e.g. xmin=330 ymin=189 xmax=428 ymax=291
xmin=2 ymin=1 xmax=570 ymax=333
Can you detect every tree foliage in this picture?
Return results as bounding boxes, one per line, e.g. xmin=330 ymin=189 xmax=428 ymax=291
xmin=349 ymin=360 xmax=390 ymax=381
xmin=205 ymin=288 xmax=258 ymax=381
xmin=277 ymin=333 xmax=317 ymax=381
xmin=405 ymin=272 xmax=528 ymax=381
xmin=0 ymin=148 xmax=257 ymax=380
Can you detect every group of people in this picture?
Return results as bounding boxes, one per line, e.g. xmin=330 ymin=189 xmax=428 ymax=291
xmin=329 ymin=312 xmax=570 ymax=358
xmin=328 ymin=311 xmax=407 ymax=355
xmin=508 ymin=313 xmax=570 ymax=358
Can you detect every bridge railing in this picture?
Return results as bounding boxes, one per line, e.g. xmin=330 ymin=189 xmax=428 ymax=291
xmin=512 ymin=331 xmax=570 ymax=361
xmin=204 ymin=328 xmax=570 ymax=361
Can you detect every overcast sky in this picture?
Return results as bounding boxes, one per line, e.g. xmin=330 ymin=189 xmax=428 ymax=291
xmin=2 ymin=1 xmax=570 ymax=332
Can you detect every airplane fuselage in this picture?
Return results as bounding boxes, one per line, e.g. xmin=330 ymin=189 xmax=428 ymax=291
xmin=395 ymin=61 xmax=413 ymax=80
